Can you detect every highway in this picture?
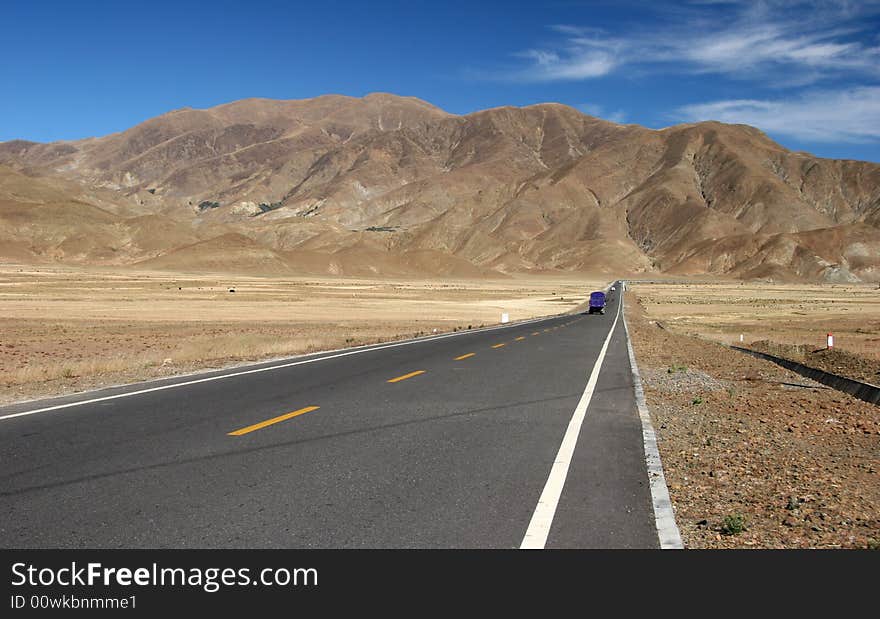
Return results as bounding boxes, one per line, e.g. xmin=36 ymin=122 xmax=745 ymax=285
xmin=0 ymin=283 xmax=666 ymax=548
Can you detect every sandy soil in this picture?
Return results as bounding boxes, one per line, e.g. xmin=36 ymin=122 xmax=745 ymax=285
xmin=0 ymin=265 xmax=602 ymax=404
xmin=626 ymin=287 xmax=879 ymax=549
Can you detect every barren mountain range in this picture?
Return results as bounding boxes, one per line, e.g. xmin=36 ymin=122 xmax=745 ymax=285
xmin=1 ymin=93 xmax=878 ymax=281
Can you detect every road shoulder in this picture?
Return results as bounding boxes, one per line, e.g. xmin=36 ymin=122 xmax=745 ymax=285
xmin=625 ymin=290 xmax=879 ymax=549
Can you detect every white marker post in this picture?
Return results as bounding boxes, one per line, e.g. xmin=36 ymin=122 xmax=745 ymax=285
xmin=501 ymin=313 xmax=509 ymax=324
xmin=740 ymin=334 xmax=744 ymax=343
xmin=827 ymin=333 xmax=834 ymax=349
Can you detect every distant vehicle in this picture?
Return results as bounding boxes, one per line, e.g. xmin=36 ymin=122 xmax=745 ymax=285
xmin=588 ymin=291 xmax=606 ymax=314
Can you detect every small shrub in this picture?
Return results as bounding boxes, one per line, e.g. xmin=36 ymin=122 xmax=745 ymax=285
xmin=721 ymin=514 xmax=746 ymax=535
xmin=867 ymin=539 xmax=880 ymax=550
xmin=692 ymin=396 xmax=703 ymax=405
xmin=61 ymin=367 xmax=75 ymax=379
xmin=364 ymin=225 xmax=397 ymax=232
xmin=667 ymin=363 xmax=687 ymax=374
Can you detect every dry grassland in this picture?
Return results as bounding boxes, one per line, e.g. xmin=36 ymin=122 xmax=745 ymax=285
xmin=0 ymin=265 xmax=601 ymax=404
xmin=633 ymin=281 xmax=880 ymax=360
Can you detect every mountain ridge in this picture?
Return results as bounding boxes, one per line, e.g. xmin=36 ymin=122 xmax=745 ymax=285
xmin=1 ymin=93 xmax=877 ymax=282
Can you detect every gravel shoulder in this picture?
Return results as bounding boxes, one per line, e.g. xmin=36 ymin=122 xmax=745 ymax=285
xmin=626 ymin=290 xmax=879 ymax=549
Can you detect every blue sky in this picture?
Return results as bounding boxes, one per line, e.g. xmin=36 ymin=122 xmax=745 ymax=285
xmin=2 ymin=0 xmax=879 ymax=161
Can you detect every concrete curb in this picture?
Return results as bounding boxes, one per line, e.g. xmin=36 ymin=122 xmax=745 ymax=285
xmin=730 ymin=346 xmax=880 ymax=406
xmin=621 ymin=289 xmax=684 ymax=549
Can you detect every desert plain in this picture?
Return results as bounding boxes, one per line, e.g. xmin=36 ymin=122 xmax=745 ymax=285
xmin=0 ymin=264 xmax=599 ymax=404
xmin=634 ymin=280 xmax=880 ymax=384
xmin=635 ymin=280 xmax=879 ymax=356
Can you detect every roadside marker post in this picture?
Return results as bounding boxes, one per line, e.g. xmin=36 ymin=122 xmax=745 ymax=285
xmin=827 ymin=333 xmax=834 ymax=349
xmin=501 ymin=313 xmax=509 ymax=324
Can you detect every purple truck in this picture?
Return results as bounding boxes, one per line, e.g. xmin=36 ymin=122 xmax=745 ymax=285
xmin=588 ymin=291 xmax=606 ymax=314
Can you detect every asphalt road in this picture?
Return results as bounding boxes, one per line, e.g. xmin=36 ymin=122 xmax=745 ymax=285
xmin=0 ymin=283 xmax=659 ymax=548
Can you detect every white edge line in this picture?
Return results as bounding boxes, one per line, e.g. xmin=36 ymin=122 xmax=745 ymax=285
xmin=621 ymin=286 xmax=684 ymax=550
xmin=0 ymin=313 xmax=562 ymax=422
xmin=519 ymin=289 xmax=622 ymax=549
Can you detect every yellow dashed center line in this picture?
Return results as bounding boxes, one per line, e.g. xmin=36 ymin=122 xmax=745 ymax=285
xmin=227 ymin=315 xmax=587 ymax=437
xmin=228 ymin=405 xmax=320 ymax=436
xmin=387 ymin=370 xmax=426 ymax=383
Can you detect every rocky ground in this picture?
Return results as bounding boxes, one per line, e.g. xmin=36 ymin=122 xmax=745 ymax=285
xmin=627 ymin=291 xmax=879 ymax=549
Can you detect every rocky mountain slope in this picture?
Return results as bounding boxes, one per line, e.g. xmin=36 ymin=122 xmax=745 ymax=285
xmin=1 ymin=93 xmax=878 ymax=281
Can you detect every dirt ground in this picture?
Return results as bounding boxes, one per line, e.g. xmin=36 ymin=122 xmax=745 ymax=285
xmin=626 ymin=286 xmax=879 ymax=549
xmin=0 ymin=265 xmax=602 ymax=404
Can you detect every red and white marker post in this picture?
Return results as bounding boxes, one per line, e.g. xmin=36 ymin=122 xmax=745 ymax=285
xmin=827 ymin=333 xmax=834 ymax=349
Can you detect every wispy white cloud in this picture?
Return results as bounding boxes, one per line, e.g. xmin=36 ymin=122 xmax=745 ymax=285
xmin=676 ymin=87 xmax=880 ymax=142
xmin=501 ymin=1 xmax=880 ymax=83
xmin=514 ymin=36 xmax=620 ymax=81
xmin=679 ymin=24 xmax=878 ymax=76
